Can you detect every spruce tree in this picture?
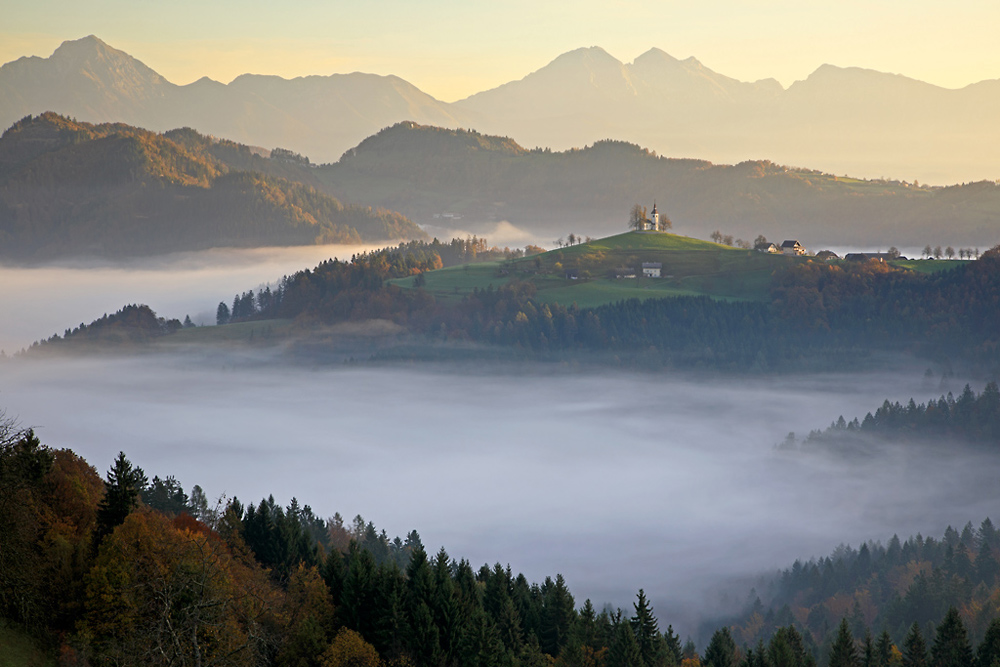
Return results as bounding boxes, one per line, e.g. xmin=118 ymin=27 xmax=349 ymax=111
xmin=609 ymin=612 xmax=643 ymax=667
xmin=874 ymin=630 xmax=893 ymax=667
xmin=930 ymin=607 xmax=973 ymax=667
xmin=829 ymin=618 xmax=859 ymax=667
xmin=631 ymin=589 xmax=659 ymax=667
xmin=94 ymin=451 xmax=146 ymax=545
xmin=977 ymin=618 xmax=1000 ymax=667
xmin=902 ymin=622 xmax=927 ymax=667
xmin=703 ymin=627 xmax=737 ymax=667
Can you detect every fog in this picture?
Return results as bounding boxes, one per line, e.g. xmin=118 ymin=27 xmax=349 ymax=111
xmin=0 ymin=243 xmax=388 ymax=353
xmin=2 ymin=349 xmax=995 ymax=636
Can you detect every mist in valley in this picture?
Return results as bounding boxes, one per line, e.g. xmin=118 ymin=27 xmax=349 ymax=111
xmin=1 ymin=342 xmax=995 ymax=637
xmin=0 ymin=243 xmax=391 ymax=354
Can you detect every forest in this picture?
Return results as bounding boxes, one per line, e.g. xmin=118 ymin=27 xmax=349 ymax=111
xmin=5 ymin=416 xmax=1000 ymax=667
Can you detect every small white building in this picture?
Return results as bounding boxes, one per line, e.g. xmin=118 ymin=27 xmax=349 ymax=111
xmin=642 ymin=262 xmax=662 ymax=278
xmin=781 ymin=240 xmax=806 ymax=256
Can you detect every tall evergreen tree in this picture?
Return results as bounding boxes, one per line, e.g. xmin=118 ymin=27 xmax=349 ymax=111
xmin=829 ymin=618 xmax=859 ymax=667
xmin=609 ymin=611 xmax=643 ymax=667
xmin=930 ymin=607 xmax=973 ymax=667
xmin=94 ymin=451 xmax=147 ymax=545
xmin=663 ymin=624 xmax=683 ymax=666
xmin=631 ymin=589 xmax=659 ymax=667
xmin=703 ymin=627 xmax=737 ymax=667
xmin=874 ymin=630 xmax=893 ymax=667
xmin=541 ymin=573 xmax=575 ymax=657
xmin=902 ymin=622 xmax=928 ymax=667
xmin=977 ymin=618 xmax=1000 ymax=667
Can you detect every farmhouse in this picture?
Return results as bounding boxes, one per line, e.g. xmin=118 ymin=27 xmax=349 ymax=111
xmin=755 ymin=241 xmax=779 ymax=253
xmin=642 ymin=262 xmax=662 ymax=278
xmin=781 ymin=240 xmax=806 ymax=256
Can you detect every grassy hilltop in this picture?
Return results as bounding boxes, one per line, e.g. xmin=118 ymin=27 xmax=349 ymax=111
xmin=390 ymin=231 xmax=802 ymax=308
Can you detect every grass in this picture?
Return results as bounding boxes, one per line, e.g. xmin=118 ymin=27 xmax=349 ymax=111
xmin=891 ymin=258 xmax=970 ymax=274
xmin=387 ymin=262 xmax=512 ymax=300
xmin=0 ymin=624 xmax=54 ymax=667
xmin=166 ymin=319 xmax=296 ymax=344
xmin=392 ymin=231 xmax=802 ymax=307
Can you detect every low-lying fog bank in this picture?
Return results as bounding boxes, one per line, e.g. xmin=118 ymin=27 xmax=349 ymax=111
xmin=0 ymin=242 xmax=390 ymax=354
xmin=1 ymin=353 xmax=992 ymax=635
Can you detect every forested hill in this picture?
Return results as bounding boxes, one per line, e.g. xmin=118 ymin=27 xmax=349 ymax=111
xmin=7 ymin=425 xmax=1000 ymax=667
xmin=0 ymin=113 xmax=425 ymax=260
xmin=317 ymin=122 xmax=1000 ymax=248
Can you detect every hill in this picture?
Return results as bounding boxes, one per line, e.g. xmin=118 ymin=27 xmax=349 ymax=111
xmin=320 ymin=123 xmax=1000 ymax=248
xmin=388 ymin=231 xmax=796 ymax=307
xmin=0 ymin=114 xmax=425 ymax=259
xmin=4 ymin=37 xmax=1000 ymax=183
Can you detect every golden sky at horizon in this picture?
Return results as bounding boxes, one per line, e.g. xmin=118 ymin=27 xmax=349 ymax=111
xmin=3 ymin=1 xmax=999 ymax=102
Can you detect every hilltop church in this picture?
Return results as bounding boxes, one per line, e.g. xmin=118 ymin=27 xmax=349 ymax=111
xmin=640 ymin=203 xmax=668 ymax=231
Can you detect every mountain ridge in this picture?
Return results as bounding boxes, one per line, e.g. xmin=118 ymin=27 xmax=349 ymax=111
xmin=3 ymin=37 xmax=1000 ymax=182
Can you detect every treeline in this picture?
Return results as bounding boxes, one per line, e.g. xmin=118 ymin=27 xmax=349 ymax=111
xmin=26 ymin=304 xmax=182 ymax=351
xmin=803 ymin=383 xmax=1000 ymax=447
xmin=7 ymin=421 xmax=1000 ymax=666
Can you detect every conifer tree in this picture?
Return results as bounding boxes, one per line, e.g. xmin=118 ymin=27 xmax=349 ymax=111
xmin=829 ymin=618 xmax=859 ymax=667
xmin=977 ymin=618 xmax=1000 ymax=667
xmin=703 ymin=626 xmax=737 ymax=667
xmin=664 ymin=624 xmax=684 ymax=666
xmin=609 ymin=610 xmax=643 ymax=667
xmin=902 ymin=623 xmax=927 ymax=667
xmin=631 ymin=589 xmax=659 ymax=667
xmin=874 ymin=630 xmax=893 ymax=667
xmin=930 ymin=607 xmax=973 ymax=667
xmin=94 ymin=451 xmax=147 ymax=545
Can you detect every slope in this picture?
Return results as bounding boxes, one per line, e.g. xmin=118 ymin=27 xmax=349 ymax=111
xmin=0 ymin=114 xmax=425 ymax=260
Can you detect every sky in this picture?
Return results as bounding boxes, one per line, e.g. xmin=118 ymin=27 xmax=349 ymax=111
xmin=2 ymin=0 xmax=999 ymax=102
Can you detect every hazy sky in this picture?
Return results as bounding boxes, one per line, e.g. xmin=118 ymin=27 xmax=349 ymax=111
xmin=3 ymin=0 xmax=998 ymax=101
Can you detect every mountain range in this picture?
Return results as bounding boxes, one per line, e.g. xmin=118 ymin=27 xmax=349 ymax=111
xmin=2 ymin=36 xmax=999 ymax=184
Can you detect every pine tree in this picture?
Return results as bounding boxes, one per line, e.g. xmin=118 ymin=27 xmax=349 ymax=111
xmin=609 ymin=611 xmax=643 ymax=667
xmin=977 ymin=618 xmax=1000 ymax=667
xmin=703 ymin=627 xmax=737 ymax=667
xmin=862 ymin=629 xmax=875 ymax=667
xmin=930 ymin=607 xmax=973 ymax=667
xmin=631 ymin=589 xmax=659 ymax=667
xmin=874 ymin=630 xmax=893 ymax=667
xmin=829 ymin=618 xmax=859 ymax=667
xmin=664 ymin=624 xmax=684 ymax=666
xmin=94 ymin=451 xmax=147 ymax=545
xmin=541 ymin=573 xmax=575 ymax=657
xmin=902 ymin=622 xmax=927 ymax=667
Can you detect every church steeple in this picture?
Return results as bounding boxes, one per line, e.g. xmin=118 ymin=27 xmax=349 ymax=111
xmin=650 ymin=201 xmax=659 ymax=231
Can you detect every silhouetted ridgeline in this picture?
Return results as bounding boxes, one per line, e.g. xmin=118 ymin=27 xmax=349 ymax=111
xmin=8 ymin=423 xmax=1000 ymax=666
xmin=0 ymin=113 xmax=424 ymax=259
